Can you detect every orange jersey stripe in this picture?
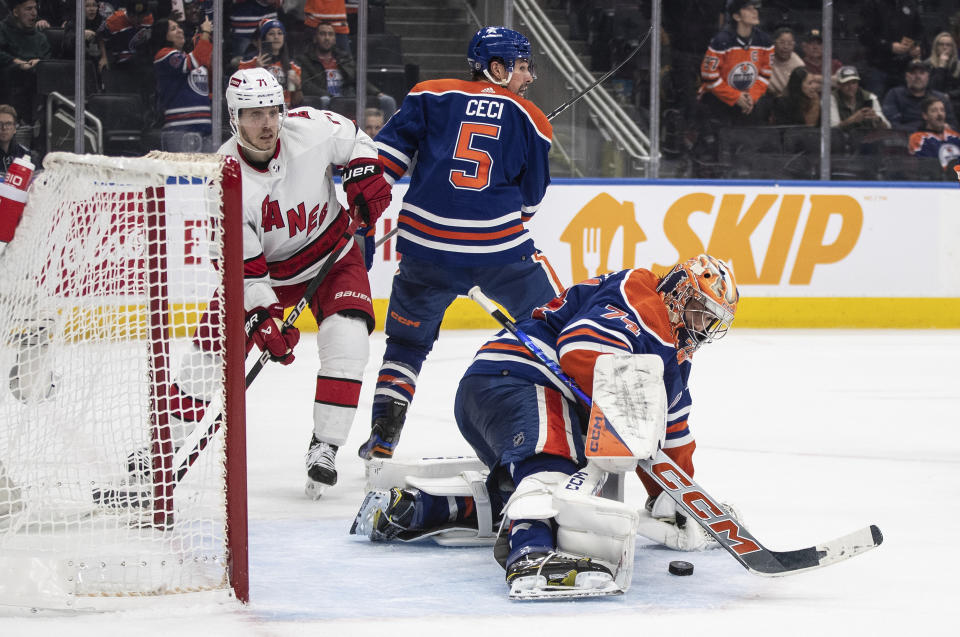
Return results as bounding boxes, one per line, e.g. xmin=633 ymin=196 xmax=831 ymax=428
xmin=409 ymin=78 xmax=552 ymax=141
xmin=478 ymin=341 xmax=533 ymax=356
xmin=398 ymin=213 xmax=524 ymax=242
xmin=557 ymin=327 xmax=630 ymax=350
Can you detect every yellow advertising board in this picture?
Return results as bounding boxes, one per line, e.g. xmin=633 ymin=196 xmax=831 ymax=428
xmin=359 ymin=181 xmax=960 ymax=329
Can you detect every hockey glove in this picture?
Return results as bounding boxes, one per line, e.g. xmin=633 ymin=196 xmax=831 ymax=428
xmin=248 ymin=303 xmax=300 ymax=365
xmin=343 ymin=159 xmax=391 ymax=226
xmin=636 ymin=492 xmax=742 ymax=552
xmin=355 ymin=225 xmax=375 ymax=271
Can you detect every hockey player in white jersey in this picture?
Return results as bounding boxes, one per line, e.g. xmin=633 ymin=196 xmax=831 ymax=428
xmin=169 ymin=67 xmax=391 ymax=498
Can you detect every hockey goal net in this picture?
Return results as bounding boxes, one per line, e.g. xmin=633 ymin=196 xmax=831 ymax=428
xmin=0 ymin=152 xmax=247 ymax=609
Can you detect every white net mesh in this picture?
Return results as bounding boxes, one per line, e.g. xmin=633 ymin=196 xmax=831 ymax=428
xmin=0 ymin=152 xmax=240 ymax=609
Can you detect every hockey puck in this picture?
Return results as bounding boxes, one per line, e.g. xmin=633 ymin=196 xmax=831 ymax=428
xmin=668 ymin=560 xmax=694 ymax=576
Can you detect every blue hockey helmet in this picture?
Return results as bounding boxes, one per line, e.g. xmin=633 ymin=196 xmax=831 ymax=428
xmin=467 ymin=26 xmax=533 ymax=75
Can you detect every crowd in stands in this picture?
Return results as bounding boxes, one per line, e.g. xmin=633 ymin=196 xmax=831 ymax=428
xmin=566 ymin=0 xmax=960 ymax=180
xmin=0 ymin=0 xmax=397 ymax=176
xmin=5 ymin=0 xmax=960 ymax=181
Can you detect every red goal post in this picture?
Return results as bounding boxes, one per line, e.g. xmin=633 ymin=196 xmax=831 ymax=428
xmin=0 ymin=152 xmax=248 ymax=608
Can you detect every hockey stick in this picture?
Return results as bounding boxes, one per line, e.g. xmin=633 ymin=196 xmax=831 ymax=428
xmin=467 ymin=286 xmax=883 ymax=577
xmin=545 ymin=26 xmax=654 ymax=121
xmin=179 ymin=224 xmax=358 ymax=481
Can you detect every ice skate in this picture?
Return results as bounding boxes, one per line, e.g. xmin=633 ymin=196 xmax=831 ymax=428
xmin=506 ymin=552 xmax=621 ymax=600
xmin=350 ymin=487 xmax=421 ymax=541
xmin=358 ymin=399 xmax=408 ymax=459
xmin=305 ymin=435 xmax=338 ymax=499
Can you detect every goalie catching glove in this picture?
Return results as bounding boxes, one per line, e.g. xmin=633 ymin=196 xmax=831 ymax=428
xmin=637 ymin=491 xmax=742 ymax=551
xmin=343 ymin=159 xmax=391 ymax=226
xmin=247 ymin=303 xmax=300 ymax=365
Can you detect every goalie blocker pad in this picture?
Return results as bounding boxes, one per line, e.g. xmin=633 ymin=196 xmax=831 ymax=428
xmin=359 ymin=456 xmax=497 ymax=545
xmin=587 ymin=353 xmax=667 ymax=473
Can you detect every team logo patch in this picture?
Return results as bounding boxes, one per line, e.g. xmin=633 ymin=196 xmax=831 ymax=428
xmin=513 ymin=432 xmax=525 ymax=447
xmin=727 ymin=62 xmax=758 ymax=91
xmin=482 ymin=87 xmax=496 ymax=93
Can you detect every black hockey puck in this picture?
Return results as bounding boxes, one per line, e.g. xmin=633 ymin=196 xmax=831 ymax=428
xmin=668 ymin=560 xmax=694 ymax=576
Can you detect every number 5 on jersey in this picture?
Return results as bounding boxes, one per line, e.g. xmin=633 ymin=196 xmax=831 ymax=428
xmin=449 ymin=122 xmax=501 ymax=190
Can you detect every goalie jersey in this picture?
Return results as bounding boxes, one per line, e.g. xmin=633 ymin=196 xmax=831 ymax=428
xmin=464 ymin=269 xmax=696 ymax=470
xmin=375 ymin=78 xmax=552 ymax=266
xmin=217 ymin=107 xmax=379 ymax=311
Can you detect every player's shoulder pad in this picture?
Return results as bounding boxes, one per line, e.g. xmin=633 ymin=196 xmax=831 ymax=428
xmin=409 ymin=78 xmax=552 ymax=141
xmin=620 ymin=268 xmax=674 ymax=346
xmin=285 ymin=106 xmax=356 ymax=132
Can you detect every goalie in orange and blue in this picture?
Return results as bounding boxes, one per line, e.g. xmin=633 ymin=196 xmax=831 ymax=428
xmin=363 ymin=255 xmax=738 ymax=594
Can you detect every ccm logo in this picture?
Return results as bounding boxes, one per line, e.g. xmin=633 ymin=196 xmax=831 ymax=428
xmin=651 ymin=462 xmax=761 ymax=555
xmin=587 ymin=414 xmax=603 ymax=453
xmin=564 ymin=470 xmax=589 ymax=491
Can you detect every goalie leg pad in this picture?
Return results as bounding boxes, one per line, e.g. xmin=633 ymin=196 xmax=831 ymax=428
xmin=552 ymin=464 xmax=640 ymax=591
xmin=351 ymin=462 xmax=499 ymax=545
xmin=312 ymin=313 xmax=368 ymax=446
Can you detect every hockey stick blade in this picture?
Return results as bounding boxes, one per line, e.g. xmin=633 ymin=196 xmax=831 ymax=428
xmin=638 ymin=454 xmax=883 ymax=576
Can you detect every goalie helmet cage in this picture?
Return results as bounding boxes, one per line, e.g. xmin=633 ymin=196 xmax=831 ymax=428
xmin=0 ymin=152 xmax=248 ymax=609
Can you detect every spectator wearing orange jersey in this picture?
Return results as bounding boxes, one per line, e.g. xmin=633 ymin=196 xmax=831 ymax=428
xmin=303 ymin=0 xmax=349 ymax=51
xmin=909 ymin=95 xmax=960 ymax=173
xmin=698 ymin=0 xmax=772 ymax=127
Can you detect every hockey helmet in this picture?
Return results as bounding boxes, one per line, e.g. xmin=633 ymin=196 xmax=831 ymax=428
xmin=657 ymin=254 xmax=738 ymax=362
xmin=467 ymin=26 xmax=534 ymax=82
xmin=225 ymin=67 xmax=286 ymax=143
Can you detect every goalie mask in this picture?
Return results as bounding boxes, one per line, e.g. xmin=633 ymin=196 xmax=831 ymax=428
xmin=657 ymin=255 xmax=738 ymax=363
xmin=467 ymin=26 xmax=536 ymax=86
xmin=226 ymin=67 xmax=286 ymax=151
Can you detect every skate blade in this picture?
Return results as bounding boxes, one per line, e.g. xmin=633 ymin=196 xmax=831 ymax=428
xmin=304 ymin=478 xmax=330 ymax=500
xmin=508 ymin=572 xmax=623 ymax=600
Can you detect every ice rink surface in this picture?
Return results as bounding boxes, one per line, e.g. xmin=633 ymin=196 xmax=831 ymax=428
xmin=2 ymin=328 xmax=959 ymax=636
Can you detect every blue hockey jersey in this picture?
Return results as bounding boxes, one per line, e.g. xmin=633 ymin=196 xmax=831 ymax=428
xmin=464 ymin=269 xmax=697 ymax=471
xmin=375 ymin=78 xmax=552 ymax=266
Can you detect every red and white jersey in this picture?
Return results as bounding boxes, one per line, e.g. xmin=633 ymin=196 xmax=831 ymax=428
xmin=217 ymin=106 xmax=378 ymax=311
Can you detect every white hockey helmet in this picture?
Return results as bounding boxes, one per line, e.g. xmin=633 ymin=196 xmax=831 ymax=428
xmin=225 ymin=67 xmax=286 ymax=143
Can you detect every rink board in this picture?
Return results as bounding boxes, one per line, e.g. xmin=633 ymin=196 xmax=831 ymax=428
xmin=160 ymin=179 xmax=960 ymax=330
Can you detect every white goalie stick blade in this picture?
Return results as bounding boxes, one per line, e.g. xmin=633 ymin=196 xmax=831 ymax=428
xmin=638 ymin=452 xmax=884 ymax=576
xmin=509 ymin=572 xmax=623 ymax=601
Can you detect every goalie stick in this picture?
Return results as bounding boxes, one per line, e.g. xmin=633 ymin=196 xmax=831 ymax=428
xmin=93 ymin=225 xmax=357 ymax=507
xmin=467 ymin=286 xmax=883 ymax=577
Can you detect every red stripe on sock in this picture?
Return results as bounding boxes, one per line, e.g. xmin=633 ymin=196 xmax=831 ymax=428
xmin=314 ymin=375 xmax=362 ymax=407
xmin=540 ymin=388 xmax=572 ymax=459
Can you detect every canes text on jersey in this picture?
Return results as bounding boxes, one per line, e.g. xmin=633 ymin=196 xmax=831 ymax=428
xmin=261 ymin=195 xmax=328 ymax=238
